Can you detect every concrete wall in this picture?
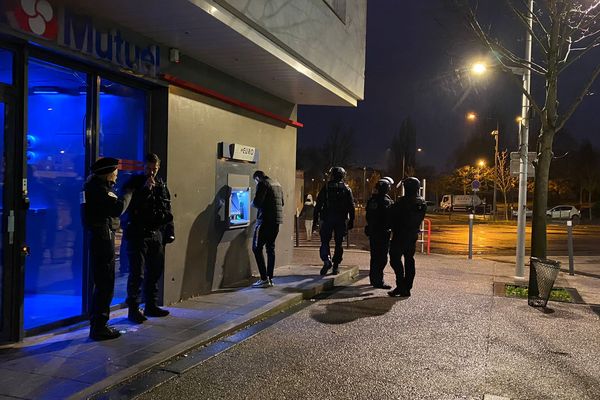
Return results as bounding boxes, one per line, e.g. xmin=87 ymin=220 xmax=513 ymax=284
xmin=163 ymin=86 xmax=297 ymax=304
xmin=215 ymin=0 xmax=367 ymax=99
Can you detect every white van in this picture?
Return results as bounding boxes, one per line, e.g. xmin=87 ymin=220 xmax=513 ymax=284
xmin=440 ymin=194 xmax=482 ymax=212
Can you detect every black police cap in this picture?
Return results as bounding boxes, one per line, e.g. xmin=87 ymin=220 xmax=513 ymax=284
xmin=91 ymin=157 xmax=119 ymax=175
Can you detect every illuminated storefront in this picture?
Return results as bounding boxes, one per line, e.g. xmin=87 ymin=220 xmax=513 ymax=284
xmin=0 ymin=0 xmax=366 ymax=342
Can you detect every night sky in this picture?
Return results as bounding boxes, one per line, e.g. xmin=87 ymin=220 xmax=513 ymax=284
xmin=297 ymin=1 xmax=600 ymax=173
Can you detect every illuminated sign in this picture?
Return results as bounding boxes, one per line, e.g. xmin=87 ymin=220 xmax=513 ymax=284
xmin=218 ymin=142 xmax=259 ymax=163
xmin=3 ymin=0 xmax=160 ymax=77
xmin=231 ymin=144 xmax=256 ymax=162
xmin=61 ymin=9 xmax=160 ymax=77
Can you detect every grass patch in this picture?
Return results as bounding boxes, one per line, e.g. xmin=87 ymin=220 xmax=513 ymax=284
xmin=505 ymin=285 xmax=572 ymax=302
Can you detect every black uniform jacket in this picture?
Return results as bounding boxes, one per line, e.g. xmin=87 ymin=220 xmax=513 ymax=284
xmin=82 ymin=175 xmax=126 ymax=235
xmin=390 ymin=195 xmax=427 ymax=237
xmin=253 ymin=177 xmax=284 ymax=225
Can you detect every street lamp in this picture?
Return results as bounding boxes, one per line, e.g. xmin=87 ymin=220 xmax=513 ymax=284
xmin=468 ymin=0 xmax=533 ymax=278
xmin=491 ymin=129 xmax=499 ymax=219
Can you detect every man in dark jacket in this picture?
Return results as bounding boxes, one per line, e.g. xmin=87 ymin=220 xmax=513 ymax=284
xmin=365 ymin=177 xmax=394 ymax=289
xmin=122 ymin=153 xmax=174 ymax=323
xmin=313 ymin=167 xmax=355 ymax=276
xmin=251 ymin=170 xmax=284 ymax=288
xmin=388 ymin=177 xmax=426 ymax=297
xmin=82 ymin=157 xmax=130 ymax=340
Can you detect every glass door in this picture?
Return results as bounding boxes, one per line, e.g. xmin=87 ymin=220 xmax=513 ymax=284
xmin=98 ymin=78 xmax=146 ymax=305
xmin=24 ymin=58 xmax=87 ymax=330
xmin=0 ymin=47 xmax=16 ymax=342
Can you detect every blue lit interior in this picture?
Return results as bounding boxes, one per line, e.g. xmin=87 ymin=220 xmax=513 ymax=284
xmin=0 ymin=102 xmax=5 ymax=328
xmin=24 ymin=60 xmax=146 ymax=330
xmin=98 ymin=78 xmax=146 ymax=305
xmin=229 ymin=188 xmax=251 ymax=227
xmin=0 ymin=48 xmax=13 ymax=85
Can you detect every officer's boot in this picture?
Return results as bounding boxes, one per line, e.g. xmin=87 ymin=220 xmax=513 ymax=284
xmin=331 ymin=263 xmax=339 ymax=275
xmin=128 ymin=305 xmax=147 ymax=324
xmin=320 ymin=259 xmax=332 ymax=276
xmin=145 ymin=304 xmax=170 ymax=317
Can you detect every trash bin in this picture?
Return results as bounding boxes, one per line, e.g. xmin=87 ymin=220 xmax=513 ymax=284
xmin=528 ymin=257 xmax=561 ymax=307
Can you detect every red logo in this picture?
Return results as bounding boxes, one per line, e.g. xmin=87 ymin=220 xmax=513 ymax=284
xmin=10 ymin=0 xmax=57 ymax=40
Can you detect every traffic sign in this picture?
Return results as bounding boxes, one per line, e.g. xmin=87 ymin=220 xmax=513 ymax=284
xmin=510 ymin=152 xmax=536 ymax=176
xmin=472 ymin=179 xmax=480 ymax=191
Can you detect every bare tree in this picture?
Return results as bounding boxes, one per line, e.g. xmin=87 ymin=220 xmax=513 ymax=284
xmin=322 ymin=121 xmax=355 ymax=169
xmin=496 ymin=150 xmax=518 ymax=220
xmin=464 ymin=0 xmax=600 ymax=257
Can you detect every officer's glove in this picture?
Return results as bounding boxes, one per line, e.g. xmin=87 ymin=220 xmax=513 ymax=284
xmin=364 ymin=225 xmax=370 ymax=237
xmin=312 ymin=220 xmax=319 ymax=232
xmin=347 ymin=220 xmax=354 ymax=231
xmin=165 ymin=235 xmax=175 ymax=244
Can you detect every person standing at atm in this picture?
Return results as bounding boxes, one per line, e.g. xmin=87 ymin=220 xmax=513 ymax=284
xmin=122 ymin=153 xmax=175 ymax=323
xmin=81 ymin=157 xmax=130 ymax=341
xmin=251 ymin=170 xmax=284 ymax=288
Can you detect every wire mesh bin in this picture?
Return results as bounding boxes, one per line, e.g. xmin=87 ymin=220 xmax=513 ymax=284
xmin=528 ymin=257 xmax=561 ymax=307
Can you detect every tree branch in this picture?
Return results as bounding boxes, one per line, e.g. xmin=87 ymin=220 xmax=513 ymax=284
xmin=556 ymin=62 xmax=600 ymax=131
xmin=509 ymin=0 xmax=550 ymax=51
xmin=559 ymin=34 xmax=600 ymax=72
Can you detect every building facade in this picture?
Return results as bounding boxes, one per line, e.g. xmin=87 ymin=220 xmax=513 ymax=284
xmin=0 ymin=0 xmax=366 ymax=342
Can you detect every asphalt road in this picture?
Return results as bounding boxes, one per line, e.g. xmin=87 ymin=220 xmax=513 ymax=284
xmin=348 ymin=213 xmax=600 ymax=257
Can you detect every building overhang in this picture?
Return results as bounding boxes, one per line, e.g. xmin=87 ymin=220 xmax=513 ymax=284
xmin=58 ymin=0 xmax=360 ymax=106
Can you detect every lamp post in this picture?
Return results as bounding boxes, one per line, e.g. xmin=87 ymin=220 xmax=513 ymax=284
xmin=491 ymin=126 xmax=499 ymax=219
xmin=362 ymin=166 xmax=367 ymax=206
xmin=466 ymin=112 xmax=498 ymax=218
xmin=470 ymin=0 xmax=533 ymax=278
xmin=515 ymin=0 xmax=533 ymax=279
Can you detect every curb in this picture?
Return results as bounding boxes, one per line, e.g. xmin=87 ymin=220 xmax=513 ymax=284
xmin=73 ymin=266 xmax=359 ymax=400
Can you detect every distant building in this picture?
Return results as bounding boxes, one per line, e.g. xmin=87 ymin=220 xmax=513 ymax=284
xmin=0 ymin=0 xmax=366 ymax=342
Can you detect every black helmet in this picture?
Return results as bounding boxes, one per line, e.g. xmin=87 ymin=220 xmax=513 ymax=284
xmin=400 ymin=177 xmax=420 ymax=196
xmin=375 ymin=176 xmax=394 ymax=194
xmin=330 ymin=166 xmax=346 ymax=181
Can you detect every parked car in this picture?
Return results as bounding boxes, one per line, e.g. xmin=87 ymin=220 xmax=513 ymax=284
xmin=511 ymin=208 xmax=533 ymax=218
xmin=546 ymin=205 xmax=581 ymax=221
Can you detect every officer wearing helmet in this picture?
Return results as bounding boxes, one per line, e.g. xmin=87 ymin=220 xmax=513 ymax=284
xmin=313 ymin=166 xmax=355 ymax=275
xmin=388 ymin=177 xmax=426 ymax=297
xmin=364 ymin=177 xmax=394 ymax=289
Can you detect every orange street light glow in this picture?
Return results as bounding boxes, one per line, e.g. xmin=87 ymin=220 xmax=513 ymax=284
xmin=472 ymin=62 xmax=487 ymax=75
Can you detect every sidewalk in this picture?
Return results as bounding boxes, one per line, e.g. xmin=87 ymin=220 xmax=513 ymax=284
xmin=0 ymin=248 xmax=598 ymax=400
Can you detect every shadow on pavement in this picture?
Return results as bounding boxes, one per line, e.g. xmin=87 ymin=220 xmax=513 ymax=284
xmin=310 ymin=295 xmax=406 ymax=325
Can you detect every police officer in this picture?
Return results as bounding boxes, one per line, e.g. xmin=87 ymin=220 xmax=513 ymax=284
xmin=251 ymin=170 xmax=284 ymax=288
xmin=388 ymin=177 xmax=426 ymax=297
xmin=313 ymin=167 xmax=355 ymax=275
xmin=122 ymin=153 xmax=174 ymax=323
xmin=82 ymin=157 xmax=129 ymax=340
xmin=365 ymin=177 xmax=394 ymax=289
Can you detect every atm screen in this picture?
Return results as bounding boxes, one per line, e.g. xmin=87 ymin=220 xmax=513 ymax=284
xmin=229 ymin=187 xmax=251 ymax=227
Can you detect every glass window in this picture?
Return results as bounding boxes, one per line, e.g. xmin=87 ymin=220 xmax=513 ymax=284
xmin=98 ymin=78 xmax=146 ymax=305
xmin=25 ymin=59 xmax=87 ymax=330
xmin=0 ymin=49 xmax=13 ymax=85
xmin=0 ymin=102 xmax=4 ymax=328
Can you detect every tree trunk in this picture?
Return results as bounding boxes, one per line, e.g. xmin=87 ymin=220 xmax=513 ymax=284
xmin=531 ymin=128 xmax=555 ymax=258
xmin=589 ymin=191 xmax=593 ymax=221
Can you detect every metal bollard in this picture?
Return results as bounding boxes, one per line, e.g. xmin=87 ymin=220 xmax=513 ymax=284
xmin=567 ymin=220 xmax=574 ymax=275
xmin=468 ymin=213 xmax=474 ymax=259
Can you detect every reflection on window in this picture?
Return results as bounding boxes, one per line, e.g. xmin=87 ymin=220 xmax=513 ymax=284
xmin=24 ymin=58 xmax=87 ymax=329
xmin=0 ymin=49 xmax=13 ymax=85
xmin=99 ymin=78 xmax=146 ymax=304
